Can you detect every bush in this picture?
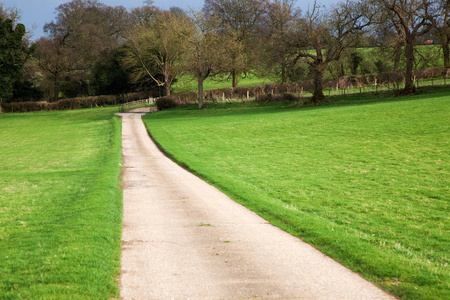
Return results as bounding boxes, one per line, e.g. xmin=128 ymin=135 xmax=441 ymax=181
xmin=376 ymin=72 xmax=404 ymax=87
xmin=170 ymin=92 xmax=197 ymax=105
xmin=421 ymin=67 xmax=447 ymax=79
xmin=156 ymin=96 xmax=178 ymax=111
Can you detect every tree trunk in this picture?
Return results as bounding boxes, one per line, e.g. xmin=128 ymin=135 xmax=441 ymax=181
xmin=443 ymin=36 xmax=450 ymax=69
xmin=198 ymin=74 xmax=204 ymax=110
xmin=281 ymin=62 xmax=287 ymax=83
xmin=404 ymin=40 xmax=416 ymax=94
xmin=163 ymin=64 xmax=171 ymax=96
xmin=232 ymin=70 xmax=238 ymax=88
xmin=311 ymin=64 xmax=325 ymax=103
xmin=164 ymin=76 xmax=171 ymax=96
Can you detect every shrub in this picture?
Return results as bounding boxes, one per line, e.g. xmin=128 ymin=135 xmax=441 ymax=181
xmin=250 ymin=85 xmax=265 ymax=98
xmin=376 ymin=72 xmax=404 ymax=87
xmin=171 ymin=92 xmax=197 ymax=105
xmin=421 ymin=67 xmax=446 ymax=79
xmin=233 ymin=87 xmax=251 ymax=99
xmin=264 ymin=83 xmax=278 ymax=94
xmin=155 ymin=96 xmax=178 ymax=110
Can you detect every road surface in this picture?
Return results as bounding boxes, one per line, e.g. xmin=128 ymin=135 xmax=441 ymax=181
xmin=119 ymin=109 xmax=394 ymax=299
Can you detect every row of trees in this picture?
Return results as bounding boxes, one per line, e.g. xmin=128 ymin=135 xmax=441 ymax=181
xmin=1 ymin=0 xmax=449 ymax=109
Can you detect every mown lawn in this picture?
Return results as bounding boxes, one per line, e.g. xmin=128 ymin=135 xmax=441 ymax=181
xmin=0 ymin=108 xmax=122 ymax=299
xmin=143 ymin=88 xmax=449 ymax=299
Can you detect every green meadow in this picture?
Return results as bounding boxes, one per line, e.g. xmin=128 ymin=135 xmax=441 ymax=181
xmin=0 ymin=108 xmax=122 ymax=299
xmin=143 ymin=88 xmax=450 ymax=299
xmin=172 ymin=73 xmax=273 ymax=93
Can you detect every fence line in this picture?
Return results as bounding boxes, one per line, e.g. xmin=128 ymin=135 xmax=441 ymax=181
xmin=118 ymin=98 xmax=155 ymax=112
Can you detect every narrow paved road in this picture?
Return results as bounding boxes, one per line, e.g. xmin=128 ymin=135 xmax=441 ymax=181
xmin=119 ymin=110 xmax=394 ymax=299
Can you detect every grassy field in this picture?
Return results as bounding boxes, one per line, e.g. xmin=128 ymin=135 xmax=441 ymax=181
xmin=171 ymin=45 xmax=444 ymax=95
xmin=172 ymin=73 xmax=273 ymax=93
xmin=143 ymin=88 xmax=449 ymax=299
xmin=0 ymin=108 xmax=122 ymax=299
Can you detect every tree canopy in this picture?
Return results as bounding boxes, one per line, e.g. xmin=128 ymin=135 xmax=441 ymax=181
xmin=0 ymin=17 xmax=33 ymax=103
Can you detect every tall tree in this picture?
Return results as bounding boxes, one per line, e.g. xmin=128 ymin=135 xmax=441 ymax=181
xmin=182 ymin=11 xmax=228 ymax=109
xmin=435 ymin=0 xmax=450 ymax=68
xmin=203 ymin=0 xmax=268 ymax=87
xmin=288 ymin=0 xmax=370 ymax=102
xmin=122 ymin=9 xmax=191 ymax=96
xmin=33 ymin=35 xmax=71 ymax=100
xmin=373 ymin=0 xmax=438 ymax=94
xmin=260 ymin=0 xmax=301 ymax=82
xmin=0 ymin=17 xmax=33 ymax=104
xmin=368 ymin=8 xmax=405 ymax=72
xmin=40 ymin=0 xmax=128 ymax=97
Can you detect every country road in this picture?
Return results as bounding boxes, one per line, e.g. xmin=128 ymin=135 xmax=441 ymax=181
xmin=118 ymin=109 xmax=394 ymax=299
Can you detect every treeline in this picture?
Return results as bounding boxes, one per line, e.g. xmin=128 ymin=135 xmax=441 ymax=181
xmin=1 ymin=0 xmax=449 ymax=110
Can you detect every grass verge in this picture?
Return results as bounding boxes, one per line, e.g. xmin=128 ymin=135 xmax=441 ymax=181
xmin=0 ymin=108 xmax=123 ymax=299
xmin=142 ymin=88 xmax=449 ymax=299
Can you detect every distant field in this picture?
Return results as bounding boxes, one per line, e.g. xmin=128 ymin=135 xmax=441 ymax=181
xmin=143 ymin=88 xmax=449 ymax=299
xmin=172 ymin=73 xmax=273 ymax=93
xmin=0 ymin=108 xmax=122 ymax=299
xmin=171 ymin=45 xmax=444 ymax=95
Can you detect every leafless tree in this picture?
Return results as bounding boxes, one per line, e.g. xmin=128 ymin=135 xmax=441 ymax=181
xmin=434 ymin=0 xmax=450 ymax=68
xmin=288 ymin=0 xmax=371 ymax=102
xmin=259 ymin=0 xmax=301 ymax=83
xmin=372 ymin=0 xmax=439 ymax=94
xmin=33 ymin=35 xmax=71 ymax=100
xmin=203 ymin=0 xmax=268 ymax=87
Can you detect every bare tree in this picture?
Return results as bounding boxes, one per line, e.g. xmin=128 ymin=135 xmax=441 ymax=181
xmin=288 ymin=0 xmax=371 ymax=102
xmin=33 ymin=35 xmax=71 ymax=100
xmin=0 ymin=3 xmax=21 ymax=25
xmin=372 ymin=11 xmax=404 ymax=71
xmin=373 ymin=0 xmax=438 ymax=94
xmin=259 ymin=0 xmax=301 ymax=82
xmin=435 ymin=0 xmax=450 ymax=68
xmin=203 ymin=0 xmax=268 ymax=87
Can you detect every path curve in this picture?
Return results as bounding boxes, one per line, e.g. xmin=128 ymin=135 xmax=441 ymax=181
xmin=119 ymin=109 xmax=394 ymax=299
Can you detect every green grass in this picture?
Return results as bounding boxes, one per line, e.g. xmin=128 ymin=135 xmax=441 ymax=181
xmin=0 ymin=108 xmax=123 ymax=299
xmin=143 ymin=88 xmax=450 ymax=299
xmin=172 ymin=73 xmax=272 ymax=93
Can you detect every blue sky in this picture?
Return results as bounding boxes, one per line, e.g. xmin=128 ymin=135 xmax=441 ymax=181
xmin=1 ymin=0 xmax=340 ymax=40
